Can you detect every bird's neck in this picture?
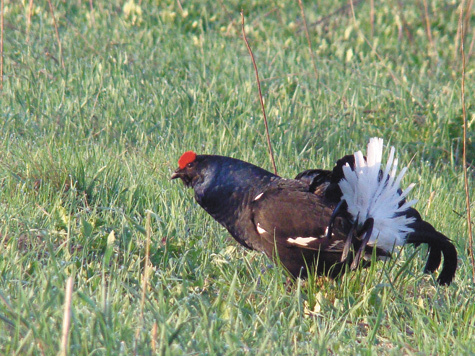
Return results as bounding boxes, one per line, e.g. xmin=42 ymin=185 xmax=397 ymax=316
xmin=193 ymin=158 xmax=278 ymax=242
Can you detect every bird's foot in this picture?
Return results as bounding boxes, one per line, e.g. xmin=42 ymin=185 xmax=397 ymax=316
xmin=325 ymin=199 xmax=348 ymax=240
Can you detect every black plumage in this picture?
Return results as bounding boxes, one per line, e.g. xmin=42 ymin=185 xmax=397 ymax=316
xmin=171 ymin=148 xmax=457 ymax=285
xmin=295 ymin=156 xmax=458 ymax=285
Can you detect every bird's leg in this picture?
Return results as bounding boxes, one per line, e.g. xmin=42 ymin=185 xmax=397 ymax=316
xmin=341 ymin=214 xmax=359 ymax=262
xmin=350 ymin=218 xmax=374 ymax=270
xmin=325 ymin=199 xmax=348 ymax=240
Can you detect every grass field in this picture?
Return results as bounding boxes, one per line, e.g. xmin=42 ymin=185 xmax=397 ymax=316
xmin=0 ymin=0 xmax=474 ymax=354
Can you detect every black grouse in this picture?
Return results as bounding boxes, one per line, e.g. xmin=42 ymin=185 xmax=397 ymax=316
xmin=171 ymin=138 xmax=457 ymax=285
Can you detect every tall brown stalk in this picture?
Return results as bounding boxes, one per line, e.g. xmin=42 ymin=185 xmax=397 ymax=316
xmin=47 ymin=0 xmax=65 ymax=69
xmin=422 ymin=0 xmax=435 ymax=57
xmin=240 ymin=12 xmax=277 ymax=175
xmin=60 ymin=277 xmax=74 ymax=356
xmin=0 ymin=0 xmax=4 ymax=90
xmin=26 ymin=0 xmax=34 ymax=43
xmin=135 ymin=211 xmax=152 ymax=355
xmin=459 ymin=1 xmax=475 ymax=283
xmin=297 ymin=0 xmax=318 ymax=81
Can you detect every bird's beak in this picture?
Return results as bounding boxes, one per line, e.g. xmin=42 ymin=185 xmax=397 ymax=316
xmin=171 ymin=167 xmax=193 ymax=187
xmin=170 ymin=168 xmax=182 ymax=180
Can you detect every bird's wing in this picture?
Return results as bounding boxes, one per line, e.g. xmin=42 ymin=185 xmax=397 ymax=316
xmin=294 ymin=169 xmax=332 ymax=194
xmin=250 ymin=181 xmax=347 ymax=253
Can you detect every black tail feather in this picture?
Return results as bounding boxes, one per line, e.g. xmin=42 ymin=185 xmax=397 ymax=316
xmin=341 ymin=215 xmax=358 ymax=262
xmin=406 ymin=219 xmax=457 ymax=286
xmin=351 ymin=218 xmax=374 ymax=270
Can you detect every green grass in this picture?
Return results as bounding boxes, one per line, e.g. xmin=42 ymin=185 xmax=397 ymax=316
xmin=0 ymin=0 xmax=474 ymax=354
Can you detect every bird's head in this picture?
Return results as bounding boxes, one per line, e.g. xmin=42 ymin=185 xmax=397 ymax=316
xmin=171 ymin=150 xmax=278 ymax=203
xmin=171 ymin=150 xmax=278 ymax=223
xmin=170 ymin=151 xmax=204 ymax=188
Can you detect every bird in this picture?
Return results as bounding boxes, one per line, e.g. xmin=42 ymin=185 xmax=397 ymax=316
xmin=171 ymin=138 xmax=457 ymax=285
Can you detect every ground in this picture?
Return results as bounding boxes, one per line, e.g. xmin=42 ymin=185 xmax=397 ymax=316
xmin=0 ymin=0 xmax=474 ymax=354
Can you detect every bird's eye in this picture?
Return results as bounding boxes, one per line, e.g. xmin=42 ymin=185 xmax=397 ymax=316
xmin=187 ymin=162 xmax=194 ymax=168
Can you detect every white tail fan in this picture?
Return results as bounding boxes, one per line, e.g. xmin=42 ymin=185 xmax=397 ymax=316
xmin=338 ymin=138 xmax=418 ymax=251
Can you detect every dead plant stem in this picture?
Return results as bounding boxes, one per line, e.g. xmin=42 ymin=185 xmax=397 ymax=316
xmin=240 ymin=12 xmax=277 ymax=175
